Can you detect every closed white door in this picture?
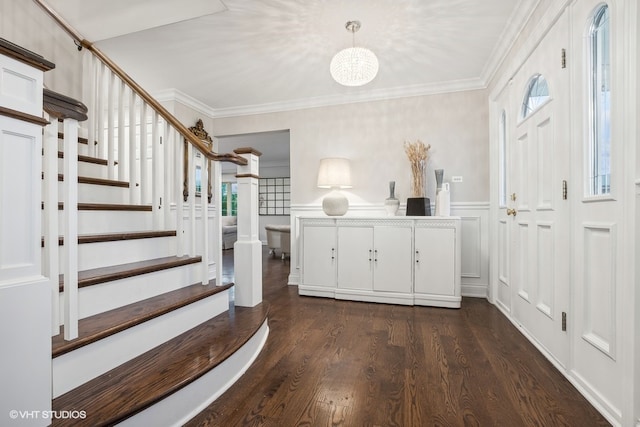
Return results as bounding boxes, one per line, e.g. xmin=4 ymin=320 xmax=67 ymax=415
xmin=507 ymin=10 xmax=571 ymax=367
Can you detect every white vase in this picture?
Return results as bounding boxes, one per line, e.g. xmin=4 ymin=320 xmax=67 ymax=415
xmin=384 ymin=181 xmax=400 ymax=216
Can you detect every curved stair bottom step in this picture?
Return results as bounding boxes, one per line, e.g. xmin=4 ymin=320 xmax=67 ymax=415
xmin=117 ymin=320 xmax=269 ymax=427
xmin=53 ymin=290 xmax=230 ymax=398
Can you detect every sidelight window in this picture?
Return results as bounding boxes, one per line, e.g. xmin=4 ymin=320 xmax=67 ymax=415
xmin=499 ymin=110 xmax=507 ymax=207
xmin=587 ymin=4 xmax=611 ymax=196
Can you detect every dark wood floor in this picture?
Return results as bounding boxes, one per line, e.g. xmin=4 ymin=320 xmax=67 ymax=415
xmin=188 ymin=249 xmax=610 ymax=427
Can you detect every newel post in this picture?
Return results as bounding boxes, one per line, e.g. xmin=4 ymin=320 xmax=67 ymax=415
xmin=233 ymin=148 xmax=263 ymax=307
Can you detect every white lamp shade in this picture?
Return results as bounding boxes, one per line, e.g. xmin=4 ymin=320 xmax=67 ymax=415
xmin=317 ymin=158 xmax=352 ymax=188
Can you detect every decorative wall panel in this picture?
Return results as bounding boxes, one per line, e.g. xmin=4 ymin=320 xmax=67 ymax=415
xmin=582 ymin=223 xmax=617 ymax=359
xmin=461 ymin=216 xmax=481 ymax=278
xmin=517 ymin=221 xmax=530 ymax=302
xmin=536 ymin=117 xmax=553 ymax=210
xmin=536 ymin=222 xmax=553 ymax=318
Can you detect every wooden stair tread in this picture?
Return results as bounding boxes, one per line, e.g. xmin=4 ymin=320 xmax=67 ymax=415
xmin=42 ymin=230 xmax=177 ymax=247
xmin=52 ymin=302 xmax=269 ymax=427
xmin=57 ymin=131 xmax=92 ymax=145
xmin=58 ymin=255 xmax=202 ymax=290
xmin=57 ymin=151 xmax=110 ymax=166
xmin=42 ymin=202 xmax=153 ymax=211
xmin=52 ymin=281 xmax=233 ymax=357
xmin=45 ymin=172 xmax=129 ymax=187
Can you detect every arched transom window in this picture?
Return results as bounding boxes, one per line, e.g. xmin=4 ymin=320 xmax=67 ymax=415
xmin=521 ymin=74 xmax=550 ymax=118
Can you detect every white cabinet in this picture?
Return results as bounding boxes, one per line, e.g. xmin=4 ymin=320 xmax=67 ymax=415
xmin=299 ymin=217 xmax=461 ymax=308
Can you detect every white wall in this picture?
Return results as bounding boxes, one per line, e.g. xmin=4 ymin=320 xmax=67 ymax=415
xmin=213 ymin=90 xmax=489 ymax=206
xmin=213 ymin=90 xmax=491 ymax=294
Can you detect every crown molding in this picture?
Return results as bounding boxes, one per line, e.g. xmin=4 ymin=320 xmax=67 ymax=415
xmin=210 ymin=78 xmax=486 ymax=118
xmin=153 ymin=88 xmax=216 ymax=119
xmin=480 ymin=0 xmax=541 ymax=86
xmin=153 ymin=77 xmax=485 ymax=121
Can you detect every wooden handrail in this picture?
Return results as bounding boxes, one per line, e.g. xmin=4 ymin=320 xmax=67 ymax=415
xmin=32 ymin=0 xmax=247 ymax=166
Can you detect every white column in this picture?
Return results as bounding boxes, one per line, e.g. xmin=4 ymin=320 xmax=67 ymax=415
xmin=233 ymin=148 xmax=262 ymax=307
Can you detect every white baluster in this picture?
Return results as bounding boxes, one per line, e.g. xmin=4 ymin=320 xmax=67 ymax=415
xmin=96 ymin=62 xmax=105 ymax=160
xmin=63 ymin=119 xmax=79 ymax=340
xmin=43 ymin=115 xmax=60 ymax=336
xmin=152 ymin=111 xmax=160 ymax=229
xmin=188 ymin=144 xmax=196 ymax=256
xmin=117 ymin=79 xmax=126 ymax=181
xmin=86 ymin=54 xmax=97 ymax=159
xmin=107 ymin=70 xmax=115 ymax=180
xmin=140 ymin=103 xmax=149 ymax=204
xmin=129 ymin=91 xmax=139 ymax=204
xmin=201 ymin=157 xmax=209 ymax=284
xmin=175 ymin=130 xmax=185 ymax=256
xmin=163 ymin=122 xmax=172 ymax=228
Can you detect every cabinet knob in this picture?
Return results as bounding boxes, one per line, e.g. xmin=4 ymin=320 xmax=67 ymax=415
xmin=374 ymin=249 xmax=378 ymax=262
xmin=369 ymin=249 xmax=372 ymax=262
xmin=331 ymin=248 xmax=335 ymax=260
xmin=416 ymin=250 xmax=420 ymax=263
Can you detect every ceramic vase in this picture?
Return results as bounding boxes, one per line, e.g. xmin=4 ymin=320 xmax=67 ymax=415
xmin=384 ymin=181 xmax=400 ymax=216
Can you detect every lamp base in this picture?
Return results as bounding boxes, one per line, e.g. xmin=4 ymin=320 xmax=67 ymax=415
xmin=322 ymin=190 xmax=349 ymax=216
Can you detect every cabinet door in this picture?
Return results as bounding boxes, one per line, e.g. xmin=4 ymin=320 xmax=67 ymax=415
xmin=414 ymin=227 xmax=455 ymax=295
xmin=337 ymin=226 xmax=373 ymax=290
xmin=373 ymin=226 xmax=413 ymax=293
xmin=301 ymin=225 xmax=336 ymax=287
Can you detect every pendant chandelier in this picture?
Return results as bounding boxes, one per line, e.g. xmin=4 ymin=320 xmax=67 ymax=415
xmin=330 ymin=20 xmax=379 ymax=87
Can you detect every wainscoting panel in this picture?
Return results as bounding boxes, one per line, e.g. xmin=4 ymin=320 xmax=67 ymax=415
xmin=582 ymin=223 xmax=617 ymax=359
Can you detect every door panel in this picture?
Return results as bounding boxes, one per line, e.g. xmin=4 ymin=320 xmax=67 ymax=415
xmin=372 ymin=226 xmax=412 ymax=293
xmin=507 ymin=10 xmax=570 ymax=367
xmin=337 ymin=227 xmax=373 ymax=290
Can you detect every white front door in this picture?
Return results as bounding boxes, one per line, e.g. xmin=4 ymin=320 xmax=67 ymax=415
xmin=506 ymin=10 xmax=571 ymax=367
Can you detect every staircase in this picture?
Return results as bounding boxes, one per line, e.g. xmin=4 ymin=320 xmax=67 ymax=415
xmin=41 ymin=114 xmax=268 ymax=425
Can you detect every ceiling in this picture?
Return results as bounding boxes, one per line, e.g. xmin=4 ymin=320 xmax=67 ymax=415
xmin=46 ymin=0 xmax=536 ymax=117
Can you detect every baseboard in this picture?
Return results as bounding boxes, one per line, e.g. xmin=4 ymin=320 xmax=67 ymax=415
xmin=461 ymin=283 xmax=487 ymax=298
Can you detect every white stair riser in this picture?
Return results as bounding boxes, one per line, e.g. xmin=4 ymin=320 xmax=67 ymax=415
xmin=57 ymin=157 xmax=109 ymax=180
xmin=53 ymin=289 xmax=230 ymax=398
xmin=42 ymin=236 xmax=176 ymax=271
xmin=58 ymin=139 xmax=91 ymax=157
xmin=58 ymin=262 xmax=201 ymax=323
xmin=76 ymin=209 xmax=153 ymax=234
xmin=48 ymin=181 xmax=130 ymax=204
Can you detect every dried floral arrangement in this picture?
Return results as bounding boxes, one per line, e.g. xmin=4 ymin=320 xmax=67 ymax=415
xmin=404 ymin=140 xmax=431 ymax=197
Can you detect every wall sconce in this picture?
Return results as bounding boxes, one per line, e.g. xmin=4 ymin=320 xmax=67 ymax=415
xmin=317 ymin=158 xmax=352 ymax=216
